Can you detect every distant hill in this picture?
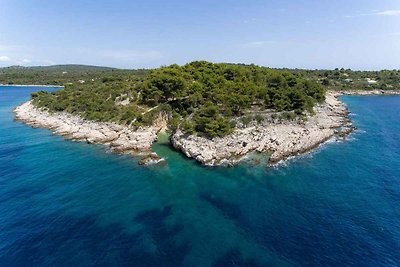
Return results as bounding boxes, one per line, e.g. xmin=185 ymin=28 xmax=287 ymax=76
xmin=0 ymin=64 xmax=149 ymax=85
xmin=3 ymin=64 xmax=118 ymax=71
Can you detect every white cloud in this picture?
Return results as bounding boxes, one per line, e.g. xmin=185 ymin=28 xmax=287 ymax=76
xmin=376 ymin=10 xmax=400 ymax=16
xmin=243 ymin=18 xmax=257 ymax=24
xmin=346 ymin=9 xmax=400 ymax=18
xmin=0 ymin=54 xmax=54 ymax=66
xmin=0 ymin=55 xmax=11 ymax=62
xmin=0 ymin=44 xmax=56 ymax=66
xmin=242 ymin=41 xmax=273 ymax=48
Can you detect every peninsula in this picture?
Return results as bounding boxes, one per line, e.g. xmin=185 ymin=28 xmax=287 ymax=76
xmin=6 ymin=62 xmax=400 ymax=166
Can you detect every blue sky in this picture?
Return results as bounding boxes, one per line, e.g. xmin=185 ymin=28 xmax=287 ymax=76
xmin=0 ymin=0 xmax=399 ymax=70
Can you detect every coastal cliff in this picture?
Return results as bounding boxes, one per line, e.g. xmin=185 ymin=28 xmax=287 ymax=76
xmin=14 ymin=92 xmax=356 ymax=166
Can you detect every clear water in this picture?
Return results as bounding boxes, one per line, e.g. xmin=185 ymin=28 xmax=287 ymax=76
xmin=1 ymin=86 xmax=400 ymax=266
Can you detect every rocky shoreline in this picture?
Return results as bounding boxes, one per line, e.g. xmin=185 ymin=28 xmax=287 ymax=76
xmin=1 ymin=84 xmax=64 ymax=88
xmin=14 ymin=90 xmax=400 ymax=166
xmin=14 ymin=101 xmax=169 ymax=159
xmin=171 ymin=92 xmax=353 ymax=166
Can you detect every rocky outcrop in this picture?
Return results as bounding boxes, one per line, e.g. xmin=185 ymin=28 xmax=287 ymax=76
xmin=14 ymin=101 xmax=168 ymax=156
xmin=171 ymin=92 xmax=354 ymax=166
xmin=138 ymin=153 xmax=165 ymax=165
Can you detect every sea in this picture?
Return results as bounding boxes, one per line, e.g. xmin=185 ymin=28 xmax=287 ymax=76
xmin=0 ymin=86 xmax=399 ymax=266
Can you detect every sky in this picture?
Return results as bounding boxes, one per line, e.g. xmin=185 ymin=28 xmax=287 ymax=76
xmin=0 ymin=0 xmax=399 ymax=70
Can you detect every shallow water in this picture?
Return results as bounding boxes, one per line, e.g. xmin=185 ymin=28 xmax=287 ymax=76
xmin=1 ymin=86 xmax=400 ymax=266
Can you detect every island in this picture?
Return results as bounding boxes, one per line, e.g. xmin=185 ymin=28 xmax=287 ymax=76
xmin=5 ymin=62 xmax=400 ymax=166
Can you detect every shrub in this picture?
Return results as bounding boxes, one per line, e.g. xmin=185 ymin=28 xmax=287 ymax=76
xmin=254 ymin=114 xmax=264 ymax=124
xmin=240 ymin=116 xmax=252 ymax=127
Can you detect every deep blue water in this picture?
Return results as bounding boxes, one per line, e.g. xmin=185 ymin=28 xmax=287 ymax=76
xmin=1 ymin=86 xmax=400 ymax=267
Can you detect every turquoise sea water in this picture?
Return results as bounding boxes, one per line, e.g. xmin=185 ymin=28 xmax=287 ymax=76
xmin=1 ymin=86 xmax=400 ymax=266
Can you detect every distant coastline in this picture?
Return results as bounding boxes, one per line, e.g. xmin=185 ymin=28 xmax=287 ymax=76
xmin=337 ymin=89 xmax=400 ymax=96
xmin=0 ymin=84 xmax=64 ymax=88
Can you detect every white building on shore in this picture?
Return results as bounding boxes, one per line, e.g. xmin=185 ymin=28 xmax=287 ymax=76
xmin=366 ymin=78 xmax=378 ymax=85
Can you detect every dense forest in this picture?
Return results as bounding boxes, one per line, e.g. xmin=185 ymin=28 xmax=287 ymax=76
xmin=14 ymin=62 xmax=324 ymax=138
xmin=1 ymin=62 xmax=399 ymax=138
